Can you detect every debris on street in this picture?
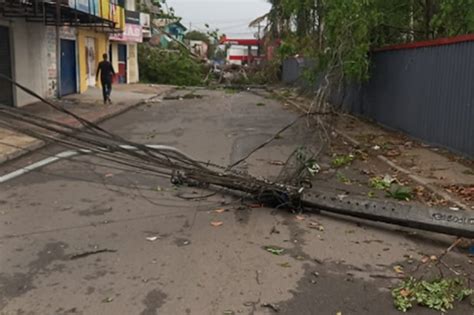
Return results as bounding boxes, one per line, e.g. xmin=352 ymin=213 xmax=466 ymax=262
xmin=261 ymin=303 xmax=280 ymax=313
xmin=146 ymin=236 xmax=159 ymax=242
xmin=70 ymin=249 xmax=117 ymax=260
xmin=392 ymin=277 xmax=472 ymax=312
xmin=210 ymin=221 xmax=224 ymax=227
xmin=265 ymin=246 xmax=285 ymax=256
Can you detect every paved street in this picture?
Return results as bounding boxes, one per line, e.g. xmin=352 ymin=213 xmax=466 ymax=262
xmin=0 ymin=88 xmax=472 ymax=315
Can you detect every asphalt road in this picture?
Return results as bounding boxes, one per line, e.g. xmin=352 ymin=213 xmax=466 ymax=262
xmin=0 ymin=89 xmax=472 ymax=315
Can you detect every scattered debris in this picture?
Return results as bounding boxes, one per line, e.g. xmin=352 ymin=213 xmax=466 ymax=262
xmin=278 ymin=262 xmax=291 ymax=268
xmin=268 ymin=160 xmax=285 ymax=166
xmin=270 ymin=226 xmax=280 ymax=234
xmin=444 ymin=184 xmax=474 ymax=203
xmin=387 ymin=184 xmax=413 ymax=201
xmin=314 ymin=258 xmax=324 ymax=264
xmin=308 ymin=221 xmax=325 ymax=231
xmin=296 ymin=215 xmax=305 ymax=221
xmin=102 ymin=297 xmax=114 ymax=303
xmin=261 ymin=303 xmax=280 ymax=312
xmin=256 ymin=102 xmax=266 ymax=107
xmin=393 ymin=265 xmax=404 ymax=274
xmin=210 ymin=221 xmax=224 ymax=227
xmin=392 ymin=277 xmax=473 ymax=312
xmin=369 ymin=175 xmax=394 ymax=190
xmin=146 ymin=236 xmax=159 ymax=242
xmin=265 ymin=246 xmax=285 ymax=256
xmin=214 ymin=208 xmax=227 ymax=213
xmin=337 ymin=194 xmax=349 ymax=201
xmin=331 ymin=154 xmax=355 ymax=168
xmin=336 ymin=172 xmax=351 ymax=184
xmin=70 ymin=249 xmax=117 ymax=260
xmin=164 ymin=93 xmax=204 ymax=100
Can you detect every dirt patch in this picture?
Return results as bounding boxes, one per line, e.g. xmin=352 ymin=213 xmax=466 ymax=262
xmin=140 ymin=289 xmax=168 ymax=315
xmin=77 ymin=207 xmax=113 ymax=216
xmin=0 ymin=242 xmax=68 ymax=309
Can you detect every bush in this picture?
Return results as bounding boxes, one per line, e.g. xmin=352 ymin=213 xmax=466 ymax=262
xmin=138 ymin=44 xmax=206 ymax=86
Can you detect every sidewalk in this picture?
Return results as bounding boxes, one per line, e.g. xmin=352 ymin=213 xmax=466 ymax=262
xmin=333 ymin=113 xmax=474 ymax=209
xmin=0 ymin=84 xmax=172 ymax=164
xmin=274 ymin=88 xmax=474 ymax=210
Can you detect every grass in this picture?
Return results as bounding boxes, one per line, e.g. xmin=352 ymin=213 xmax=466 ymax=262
xmin=336 ymin=172 xmax=351 ymax=184
xmin=331 ymin=154 xmax=355 ymax=168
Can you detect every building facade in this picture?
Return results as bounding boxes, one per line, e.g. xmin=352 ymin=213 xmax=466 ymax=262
xmin=109 ymin=0 xmax=142 ymax=84
xmin=0 ymin=0 xmax=138 ymax=107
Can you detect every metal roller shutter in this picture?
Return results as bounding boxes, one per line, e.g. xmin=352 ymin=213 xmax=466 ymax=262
xmin=0 ymin=26 xmax=13 ymax=107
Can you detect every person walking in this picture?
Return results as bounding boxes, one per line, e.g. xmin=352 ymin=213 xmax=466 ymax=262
xmin=96 ymin=53 xmax=116 ymax=104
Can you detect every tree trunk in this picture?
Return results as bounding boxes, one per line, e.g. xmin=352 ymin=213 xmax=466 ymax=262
xmin=424 ymin=0 xmax=433 ymax=39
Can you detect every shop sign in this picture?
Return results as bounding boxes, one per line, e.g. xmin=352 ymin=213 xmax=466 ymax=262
xmin=125 ymin=10 xmax=140 ymax=25
xmin=110 ymin=24 xmax=143 ymax=43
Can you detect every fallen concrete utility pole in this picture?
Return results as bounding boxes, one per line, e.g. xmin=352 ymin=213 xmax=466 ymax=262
xmin=302 ymin=191 xmax=474 ymax=238
xmin=1 ymin=145 xmax=472 ymax=239
xmin=0 ymin=75 xmax=473 ymax=239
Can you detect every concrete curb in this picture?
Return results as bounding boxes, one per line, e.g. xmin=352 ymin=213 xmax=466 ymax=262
xmin=0 ymin=90 xmax=171 ymax=166
xmin=0 ymin=139 xmax=45 ymax=165
xmin=274 ymin=92 xmax=470 ymax=210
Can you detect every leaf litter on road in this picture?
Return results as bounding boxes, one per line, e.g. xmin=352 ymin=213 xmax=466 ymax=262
xmin=265 ymin=246 xmax=285 ymax=256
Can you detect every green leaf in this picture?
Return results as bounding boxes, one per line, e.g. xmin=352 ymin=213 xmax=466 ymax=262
xmin=265 ymin=246 xmax=285 ymax=255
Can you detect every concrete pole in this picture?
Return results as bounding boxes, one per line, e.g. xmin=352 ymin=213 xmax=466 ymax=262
xmin=55 ymin=0 xmax=62 ymax=98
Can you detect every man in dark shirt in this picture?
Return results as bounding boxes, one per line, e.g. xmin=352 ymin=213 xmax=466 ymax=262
xmin=96 ymin=53 xmax=116 ymax=104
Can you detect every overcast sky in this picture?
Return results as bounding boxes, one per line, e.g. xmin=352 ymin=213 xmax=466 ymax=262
xmin=165 ymin=0 xmax=270 ymax=38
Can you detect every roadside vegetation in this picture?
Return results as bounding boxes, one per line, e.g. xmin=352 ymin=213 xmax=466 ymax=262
xmin=138 ymin=44 xmax=207 ymax=86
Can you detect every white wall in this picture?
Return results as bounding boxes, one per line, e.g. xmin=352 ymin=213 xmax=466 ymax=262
xmin=127 ymin=43 xmax=139 ymax=83
xmin=10 ymin=20 xmax=52 ymax=107
xmin=125 ymin=0 xmax=135 ymax=11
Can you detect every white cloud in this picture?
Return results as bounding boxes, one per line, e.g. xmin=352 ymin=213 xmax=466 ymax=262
xmin=166 ymin=0 xmax=270 ymax=37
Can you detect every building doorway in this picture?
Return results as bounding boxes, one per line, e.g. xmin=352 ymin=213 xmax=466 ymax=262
xmin=117 ymin=44 xmax=127 ymax=84
xmin=60 ymin=39 xmax=77 ymax=96
xmin=0 ymin=26 xmax=13 ymax=107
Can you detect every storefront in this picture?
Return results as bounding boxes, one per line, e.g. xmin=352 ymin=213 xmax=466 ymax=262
xmin=109 ymin=10 xmax=142 ymax=84
xmin=0 ymin=18 xmax=56 ymax=107
xmin=0 ymin=25 xmax=13 ymax=107
xmin=75 ymin=0 xmax=125 ymax=93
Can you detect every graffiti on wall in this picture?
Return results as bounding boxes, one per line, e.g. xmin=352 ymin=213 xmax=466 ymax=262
xmin=46 ymin=27 xmax=57 ymax=97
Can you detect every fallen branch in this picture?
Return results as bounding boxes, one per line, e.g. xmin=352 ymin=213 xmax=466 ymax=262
xmin=70 ymin=249 xmax=117 ymax=260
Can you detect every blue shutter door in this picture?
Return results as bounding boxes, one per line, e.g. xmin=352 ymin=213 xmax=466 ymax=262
xmin=60 ymin=39 xmax=77 ymax=96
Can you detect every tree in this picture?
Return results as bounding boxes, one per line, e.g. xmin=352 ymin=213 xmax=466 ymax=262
xmin=264 ymin=0 xmax=474 ymax=81
xmin=184 ymin=30 xmax=211 ymax=43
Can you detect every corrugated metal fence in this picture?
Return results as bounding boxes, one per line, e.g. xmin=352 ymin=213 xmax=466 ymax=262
xmin=283 ymin=40 xmax=474 ymax=158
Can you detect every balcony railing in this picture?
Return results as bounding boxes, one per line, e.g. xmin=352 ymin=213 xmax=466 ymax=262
xmin=0 ymin=0 xmax=125 ymax=31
